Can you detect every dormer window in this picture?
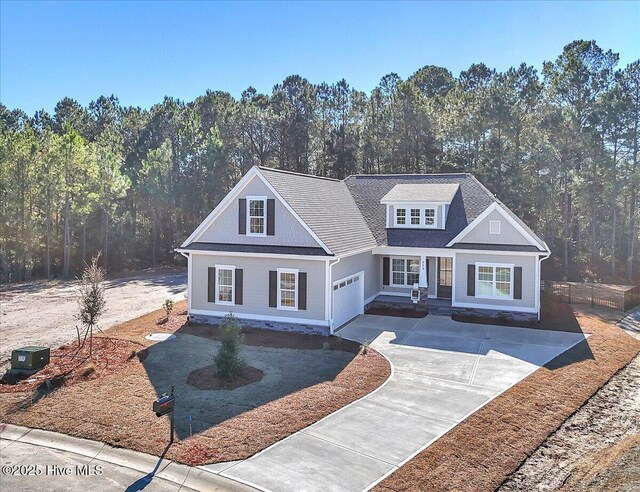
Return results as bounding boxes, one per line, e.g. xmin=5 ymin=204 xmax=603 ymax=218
xmin=396 ymin=208 xmax=406 ymax=225
xmin=425 ymin=209 xmax=435 ymax=226
xmin=394 ymin=206 xmax=437 ymax=228
xmin=247 ymin=196 xmax=267 ymax=236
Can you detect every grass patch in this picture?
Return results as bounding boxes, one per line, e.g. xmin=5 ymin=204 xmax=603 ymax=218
xmin=375 ymin=305 xmax=640 ymax=492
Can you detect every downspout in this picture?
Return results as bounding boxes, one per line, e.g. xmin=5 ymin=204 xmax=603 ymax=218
xmin=538 ymin=251 xmax=551 ymax=321
xmin=326 ymin=257 xmax=342 ymax=333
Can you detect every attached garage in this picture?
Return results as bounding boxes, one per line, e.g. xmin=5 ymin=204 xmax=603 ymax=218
xmin=331 ymin=271 xmax=364 ymax=331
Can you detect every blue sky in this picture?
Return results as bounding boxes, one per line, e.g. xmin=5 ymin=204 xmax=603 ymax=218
xmin=2 ymin=1 xmax=639 ymax=115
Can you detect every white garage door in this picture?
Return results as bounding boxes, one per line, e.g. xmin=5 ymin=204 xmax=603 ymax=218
xmin=332 ymin=272 xmax=364 ymax=330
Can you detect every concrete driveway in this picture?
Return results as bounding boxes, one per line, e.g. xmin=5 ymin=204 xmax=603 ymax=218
xmin=221 ymin=314 xmax=587 ymax=492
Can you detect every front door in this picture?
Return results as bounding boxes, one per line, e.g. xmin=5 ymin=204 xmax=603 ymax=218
xmin=437 ymin=257 xmax=452 ymax=299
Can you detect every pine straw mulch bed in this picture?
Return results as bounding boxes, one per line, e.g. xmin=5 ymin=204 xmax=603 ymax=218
xmin=0 ymin=301 xmax=391 ymax=466
xmin=186 ymin=365 xmax=264 ymax=390
xmin=375 ymin=304 xmax=640 ymax=492
xmin=0 ymin=337 xmax=145 ymax=394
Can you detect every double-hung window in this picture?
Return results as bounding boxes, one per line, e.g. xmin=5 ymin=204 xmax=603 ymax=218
xmin=424 ymin=208 xmax=435 ymax=225
xmin=277 ymin=268 xmax=298 ymax=310
xmin=476 ymin=263 xmax=513 ymax=299
xmin=396 ymin=208 xmax=406 ymax=225
xmin=391 ymin=258 xmax=420 ymax=287
xmin=215 ymin=265 xmax=235 ymax=305
xmin=247 ymin=196 xmax=266 ymax=236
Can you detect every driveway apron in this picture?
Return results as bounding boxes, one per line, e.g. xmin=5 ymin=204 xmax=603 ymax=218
xmin=222 ymin=314 xmax=587 ymax=492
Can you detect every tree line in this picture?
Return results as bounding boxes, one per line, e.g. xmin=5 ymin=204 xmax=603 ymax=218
xmin=1 ymin=40 xmax=638 ymax=284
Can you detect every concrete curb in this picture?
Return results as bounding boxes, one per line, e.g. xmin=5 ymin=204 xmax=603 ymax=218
xmin=0 ymin=423 xmax=255 ymax=491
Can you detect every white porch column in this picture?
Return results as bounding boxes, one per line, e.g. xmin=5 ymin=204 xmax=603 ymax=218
xmin=418 ymin=255 xmax=428 ymax=288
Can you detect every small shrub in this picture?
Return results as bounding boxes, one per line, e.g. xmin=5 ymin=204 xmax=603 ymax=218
xmin=497 ymin=313 xmax=508 ymax=323
xmin=322 ymin=341 xmax=330 ymax=351
xmin=163 ymin=298 xmax=174 ymax=317
xmin=80 ymin=363 xmax=95 ymax=377
xmin=214 ymin=314 xmax=245 ymax=380
xmin=128 ymin=349 xmax=137 ymax=360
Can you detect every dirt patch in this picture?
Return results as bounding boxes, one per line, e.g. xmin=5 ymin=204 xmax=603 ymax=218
xmin=375 ymin=305 xmax=640 ymax=492
xmin=0 ymin=303 xmax=391 ymax=466
xmin=365 ymin=307 xmax=426 ymax=318
xmin=452 ymin=300 xmax=583 ymax=332
xmin=187 ymin=365 xmax=264 ymax=390
xmin=500 ymin=351 xmax=640 ymax=491
xmin=0 ymin=337 xmax=145 ymax=394
xmin=180 ymin=322 xmax=361 ymax=352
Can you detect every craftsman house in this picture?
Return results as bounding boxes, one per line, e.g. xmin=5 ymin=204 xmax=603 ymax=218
xmin=177 ymin=166 xmax=550 ymax=335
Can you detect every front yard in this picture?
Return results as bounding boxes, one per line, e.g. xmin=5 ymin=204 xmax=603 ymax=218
xmin=0 ymin=301 xmax=390 ymax=465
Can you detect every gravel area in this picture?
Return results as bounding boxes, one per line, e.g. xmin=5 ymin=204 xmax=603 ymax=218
xmin=0 ymin=269 xmax=186 ymax=372
xmin=499 ymin=307 xmax=640 ymax=492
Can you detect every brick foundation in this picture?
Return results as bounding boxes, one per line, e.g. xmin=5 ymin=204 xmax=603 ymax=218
xmin=452 ymin=307 xmax=538 ymax=323
xmin=188 ymin=313 xmax=330 ymax=336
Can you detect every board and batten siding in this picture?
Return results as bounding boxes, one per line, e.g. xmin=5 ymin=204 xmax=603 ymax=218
xmin=191 ymin=253 xmax=326 ymax=321
xmin=454 ymin=252 xmax=537 ymax=309
xmin=330 ymin=250 xmax=379 ymax=301
xmin=197 ymin=175 xmax=320 ymax=248
xmin=379 ymin=255 xmax=438 ymax=297
xmin=459 ymin=209 xmax=532 ymax=246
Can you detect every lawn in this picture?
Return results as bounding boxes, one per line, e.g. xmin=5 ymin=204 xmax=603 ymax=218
xmin=375 ymin=302 xmax=640 ymax=492
xmin=0 ymin=301 xmax=390 ymax=465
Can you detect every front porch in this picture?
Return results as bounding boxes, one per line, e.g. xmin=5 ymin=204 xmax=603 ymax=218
xmin=366 ymin=294 xmax=453 ymax=317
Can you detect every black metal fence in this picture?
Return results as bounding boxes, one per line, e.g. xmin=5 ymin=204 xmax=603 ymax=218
xmin=544 ymin=281 xmax=640 ymax=311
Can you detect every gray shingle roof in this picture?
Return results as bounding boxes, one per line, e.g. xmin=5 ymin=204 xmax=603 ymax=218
xmin=258 ymin=167 xmax=378 ymax=256
xmin=345 ymin=173 xmax=496 ymax=248
xmin=381 ymin=183 xmax=460 ymax=203
xmin=254 ymin=167 xmax=547 ymax=255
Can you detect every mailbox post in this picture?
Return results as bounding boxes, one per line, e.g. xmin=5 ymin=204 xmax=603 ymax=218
xmin=153 ymin=386 xmax=176 ymax=443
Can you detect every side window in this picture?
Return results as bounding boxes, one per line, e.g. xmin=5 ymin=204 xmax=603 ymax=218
xmin=247 ymin=197 xmax=266 ymax=236
xmin=215 ymin=266 xmax=235 ymax=305
xmin=277 ymin=269 xmax=298 ymax=310
xmin=396 ymin=208 xmax=406 ymax=225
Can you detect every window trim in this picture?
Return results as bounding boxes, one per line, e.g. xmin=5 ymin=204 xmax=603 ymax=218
xmin=215 ymin=264 xmax=236 ymax=305
xmin=390 ymin=256 xmax=420 ymax=288
xmin=246 ymin=195 xmax=267 ymax=237
xmin=475 ymin=262 xmax=514 ymax=300
xmin=277 ymin=267 xmax=298 ymax=311
xmin=489 ymin=220 xmax=501 ymax=235
xmin=393 ymin=205 xmax=438 ymax=229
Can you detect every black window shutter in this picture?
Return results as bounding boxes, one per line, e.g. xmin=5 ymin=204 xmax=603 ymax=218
xmin=208 ymin=267 xmax=216 ymax=303
xmin=269 ymin=270 xmax=277 ymax=307
xmin=238 ymin=198 xmax=246 ymax=235
xmin=235 ymin=269 xmax=243 ymax=305
xmin=267 ymin=199 xmax=275 ymax=236
xmin=467 ymin=264 xmax=475 ymax=296
xmin=514 ymin=267 xmax=523 ymax=300
xmin=298 ymin=272 xmax=307 ymax=310
xmin=382 ymin=257 xmax=390 ymax=286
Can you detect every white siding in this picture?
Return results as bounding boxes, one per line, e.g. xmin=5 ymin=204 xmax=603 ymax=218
xmin=197 ymin=175 xmax=320 ymax=248
xmin=453 ymin=252 xmax=537 ymax=309
xmin=190 ymin=253 xmax=326 ymax=321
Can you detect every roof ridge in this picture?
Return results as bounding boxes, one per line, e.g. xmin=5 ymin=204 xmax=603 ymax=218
xmin=257 ymin=166 xmax=340 ymax=182
xmin=345 ymin=172 xmax=472 ymax=179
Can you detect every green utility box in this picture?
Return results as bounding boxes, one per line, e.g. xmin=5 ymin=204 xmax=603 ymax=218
xmin=11 ymin=346 xmax=50 ymax=371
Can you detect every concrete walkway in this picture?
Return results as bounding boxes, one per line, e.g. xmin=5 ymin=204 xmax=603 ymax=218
xmin=0 ymin=424 xmax=253 ymax=491
xmin=222 ymin=315 xmax=587 ymax=492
